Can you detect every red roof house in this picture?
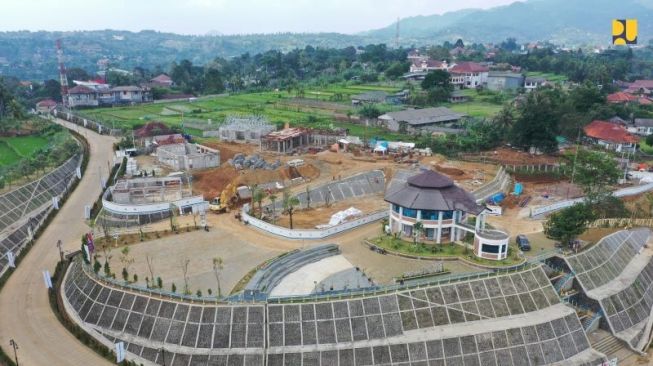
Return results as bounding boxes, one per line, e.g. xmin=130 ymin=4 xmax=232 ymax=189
xmin=584 ymin=120 xmax=639 ymax=151
xmin=607 ymin=92 xmax=638 ymax=103
xmin=449 ymin=62 xmax=489 ymax=74
xmin=150 ymin=74 xmax=174 ymax=87
xmin=36 ymin=99 xmax=57 ymax=112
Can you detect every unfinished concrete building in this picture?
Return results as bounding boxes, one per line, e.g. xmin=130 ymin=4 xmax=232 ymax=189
xmin=260 ymin=127 xmax=310 ymax=153
xmin=111 ymin=176 xmax=188 ymax=204
xmin=217 ymin=116 xmax=276 ymax=143
xmin=156 ymin=143 xmax=220 ymax=170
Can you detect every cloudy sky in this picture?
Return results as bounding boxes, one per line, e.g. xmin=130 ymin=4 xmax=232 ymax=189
xmin=0 ymin=0 xmax=519 ymax=35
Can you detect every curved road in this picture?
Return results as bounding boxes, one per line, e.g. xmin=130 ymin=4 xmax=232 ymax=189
xmin=0 ymin=120 xmax=114 ymax=366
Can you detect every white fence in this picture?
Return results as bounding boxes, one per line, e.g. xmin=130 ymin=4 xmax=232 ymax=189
xmin=102 ymin=191 xmax=206 ymax=215
xmin=530 ymin=183 xmax=653 ymax=217
xmin=242 ymin=204 xmax=388 ymax=239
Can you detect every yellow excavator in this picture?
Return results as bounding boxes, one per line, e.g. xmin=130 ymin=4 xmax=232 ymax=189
xmin=209 ymin=183 xmax=238 ymax=213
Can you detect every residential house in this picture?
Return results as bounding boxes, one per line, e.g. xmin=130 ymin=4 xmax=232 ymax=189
xmin=524 ymin=77 xmax=547 ymax=92
xmin=628 ymin=119 xmax=653 ymax=136
xmin=625 ymin=80 xmax=653 ymax=96
xmin=486 ymin=71 xmax=524 ymax=91
xmin=35 ymin=99 xmax=57 ymax=113
xmin=584 ymin=120 xmax=639 ymax=152
xmin=67 ymin=85 xmax=99 ymax=107
xmin=409 ymin=59 xmax=448 ymax=73
xmin=407 ymin=49 xmax=428 ymax=62
xmin=378 ymin=107 xmax=466 ymax=133
xmin=111 ymin=86 xmax=146 ymax=104
xmin=449 ymin=62 xmax=489 ymax=89
xmin=607 ymin=92 xmax=652 ymax=105
xmin=150 ymin=74 xmax=174 ymax=88
xmin=447 ymin=90 xmax=468 ymax=103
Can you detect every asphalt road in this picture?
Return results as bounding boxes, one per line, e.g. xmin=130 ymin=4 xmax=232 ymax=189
xmin=0 ymin=119 xmax=115 ymax=366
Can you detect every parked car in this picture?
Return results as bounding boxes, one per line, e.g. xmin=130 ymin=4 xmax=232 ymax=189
xmin=516 ymin=235 xmax=531 ymax=251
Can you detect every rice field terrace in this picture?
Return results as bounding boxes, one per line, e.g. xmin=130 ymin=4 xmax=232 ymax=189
xmin=0 ymin=135 xmax=49 ymax=168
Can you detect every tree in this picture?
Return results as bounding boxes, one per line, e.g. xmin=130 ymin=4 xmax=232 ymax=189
xmin=122 ymin=267 xmax=129 ymax=282
xmin=413 ymin=221 xmax=424 ymax=245
xmin=359 ymin=104 xmax=381 ymax=119
xmin=421 ymin=70 xmax=451 ymax=90
xmin=305 ymin=185 xmax=311 ymax=209
xmin=282 ymin=188 xmax=300 ymax=229
xmin=180 ymin=258 xmax=191 ymax=295
xmin=171 ymin=283 xmax=177 ymax=293
xmin=269 ymin=193 xmax=278 ymax=223
xmin=119 ymin=246 xmax=134 ymax=277
xmin=385 ymin=61 xmax=409 ymax=80
xmin=493 ymin=105 xmax=516 ymax=130
xmin=157 ymin=276 xmax=163 ymax=288
xmin=252 ymin=186 xmax=266 ymax=218
xmin=569 ymin=149 xmax=621 ymax=203
xmin=544 ymin=203 xmax=595 ymax=246
xmin=213 ymin=257 xmax=224 ymax=297
xmin=454 ymin=38 xmax=465 ymax=49
xmin=510 ymin=88 xmax=562 ymax=153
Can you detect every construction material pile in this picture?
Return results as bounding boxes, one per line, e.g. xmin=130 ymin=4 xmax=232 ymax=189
xmin=228 ymin=153 xmax=281 ymax=170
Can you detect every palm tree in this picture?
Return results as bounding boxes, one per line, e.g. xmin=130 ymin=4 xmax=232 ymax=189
xmin=413 ymin=221 xmax=424 ymax=246
xmin=252 ymin=186 xmax=266 ymax=218
xmin=269 ymin=193 xmax=278 ymax=223
xmin=212 ymin=257 xmax=224 ymax=297
xmin=283 ymin=188 xmax=300 ymax=229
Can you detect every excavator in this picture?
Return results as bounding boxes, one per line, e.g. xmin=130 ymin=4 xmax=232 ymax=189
xmin=208 ymin=183 xmax=238 ymax=213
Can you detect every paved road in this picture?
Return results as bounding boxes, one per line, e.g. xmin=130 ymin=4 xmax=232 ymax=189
xmin=0 ymin=120 xmax=115 ymax=366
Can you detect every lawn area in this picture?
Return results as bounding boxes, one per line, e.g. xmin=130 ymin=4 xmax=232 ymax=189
xmin=0 ymin=135 xmax=50 ymax=168
xmin=447 ymin=102 xmax=503 ymax=118
xmin=79 ymin=85 xmax=412 ymax=141
xmin=0 ymin=142 xmax=20 ymax=167
xmin=526 ymin=71 xmax=568 ymax=83
xmin=640 ymin=139 xmax=653 ymax=154
xmin=370 ymin=235 xmax=524 ymax=267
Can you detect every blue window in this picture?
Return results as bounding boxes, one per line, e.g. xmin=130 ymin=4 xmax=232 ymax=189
xmin=442 ymin=211 xmax=453 ymax=220
xmin=392 ymin=204 xmax=400 ymax=213
xmin=422 ymin=210 xmax=438 ymax=220
xmin=403 ymin=208 xmax=418 ymax=218
xmin=482 ymin=244 xmax=501 ymax=254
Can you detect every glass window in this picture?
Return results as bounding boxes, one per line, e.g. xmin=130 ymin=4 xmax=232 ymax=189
xmin=392 ymin=204 xmax=400 ymax=213
xmin=422 ymin=210 xmax=438 ymax=220
xmin=442 ymin=211 xmax=453 ymax=220
xmin=403 ymin=208 xmax=417 ymax=218
xmin=482 ymin=244 xmax=500 ymax=254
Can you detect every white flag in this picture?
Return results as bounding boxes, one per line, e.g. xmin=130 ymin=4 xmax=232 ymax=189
xmin=76 ymin=167 xmax=82 ymax=179
xmin=42 ymin=270 xmax=52 ymax=288
xmin=6 ymin=252 xmax=15 ymax=268
xmin=52 ymin=196 xmax=59 ymax=210
xmin=84 ymin=245 xmax=90 ymax=263
xmin=115 ymin=341 xmax=125 ymax=363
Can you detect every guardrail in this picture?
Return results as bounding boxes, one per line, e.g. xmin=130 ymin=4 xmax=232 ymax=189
xmin=530 ymin=183 xmax=653 ymax=217
xmin=242 ymin=204 xmax=388 ymax=240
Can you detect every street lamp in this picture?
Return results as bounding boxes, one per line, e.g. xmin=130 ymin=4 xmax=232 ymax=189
xmin=159 ymin=347 xmax=166 ymax=366
xmin=9 ymin=339 xmax=19 ymax=366
xmin=56 ymin=240 xmax=64 ymax=262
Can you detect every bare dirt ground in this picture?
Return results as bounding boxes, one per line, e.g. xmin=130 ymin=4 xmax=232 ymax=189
xmin=270 ymin=193 xmax=387 ymax=229
xmin=462 ymin=147 xmax=561 ymax=166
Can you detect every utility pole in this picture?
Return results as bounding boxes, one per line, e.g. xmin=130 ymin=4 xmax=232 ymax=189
xmin=570 ymin=126 xmax=581 ymax=184
xmin=9 ymin=339 xmax=18 ymax=366
xmin=159 ymin=347 xmax=166 ymax=366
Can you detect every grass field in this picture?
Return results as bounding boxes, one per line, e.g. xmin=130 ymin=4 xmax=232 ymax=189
xmin=447 ymin=102 xmax=503 ymax=118
xmin=526 ymin=71 xmax=568 ymax=83
xmin=78 ymin=84 xmax=412 ymax=140
xmin=0 ymin=135 xmax=49 ymax=168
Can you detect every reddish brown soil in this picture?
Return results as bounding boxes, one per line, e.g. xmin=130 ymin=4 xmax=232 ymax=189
xmin=462 ymin=147 xmax=560 ymax=166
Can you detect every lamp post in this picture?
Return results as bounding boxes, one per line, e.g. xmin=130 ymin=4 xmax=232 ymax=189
xmin=159 ymin=347 xmax=166 ymax=366
xmin=9 ymin=339 xmax=18 ymax=366
xmin=56 ymin=240 xmax=64 ymax=262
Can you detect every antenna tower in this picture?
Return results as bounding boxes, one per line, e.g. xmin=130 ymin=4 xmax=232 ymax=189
xmin=395 ymin=17 xmax=400 ymax=48
xmin=55 ymin=39 xmax=69 ymax=108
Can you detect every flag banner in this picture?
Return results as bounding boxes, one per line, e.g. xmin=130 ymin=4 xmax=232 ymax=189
xmin=76 ymin=167 xmax=82 ymax=179
xmin=42 ymin=270 xmax=52 ymax=288
xmin=115 ymin=341 xmax=125 ymax=363
xmin=52 ymin=196 xmax=59 ymax=210
xmin=7 ymin=252 xmax=15 ymax=268
xmin=84 ymin=245 xmax=90 ymax=262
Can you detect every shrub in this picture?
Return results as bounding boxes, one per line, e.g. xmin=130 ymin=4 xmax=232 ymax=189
xmin=122 ymin=267 xmax=128 ymax=281
xmin=133 ymin=274 xmax=138 ymax=283
xmin=171 ymin=283 xmax=177 ymax=293
xmin=157 ymin=276 xmax=163 ymax=288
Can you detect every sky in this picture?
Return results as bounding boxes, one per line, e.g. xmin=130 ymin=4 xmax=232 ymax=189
xmin=0 ymin=0 xmax=520 ymax=35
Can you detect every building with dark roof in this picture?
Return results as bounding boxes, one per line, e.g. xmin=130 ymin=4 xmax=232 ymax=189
xmin=385 ymin=170 xmax=509 ymax=260
xmin=378 ymin=107 xmax=466 ymax=134
xmin=486 ymin=71 xmax=524 ymax=91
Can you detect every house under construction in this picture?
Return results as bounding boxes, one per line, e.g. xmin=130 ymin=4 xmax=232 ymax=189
xmin=217 ymin=116 xmax=276 ymax=143
xmin=260 ymin=128 xmax=311 ymax=153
